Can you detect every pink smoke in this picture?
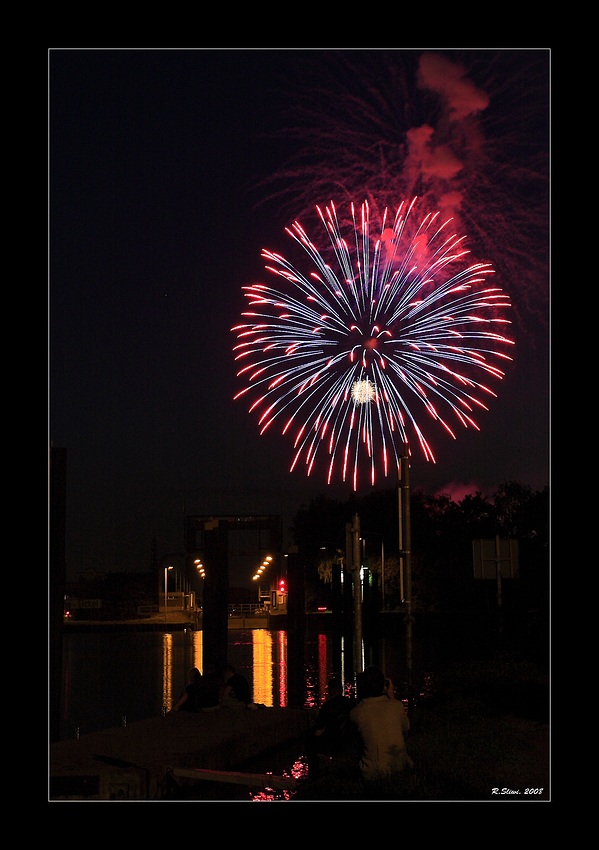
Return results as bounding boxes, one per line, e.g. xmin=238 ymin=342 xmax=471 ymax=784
xmin=436 ymin=481 xmax=489 ymax=503
xmin=417 ymin=53 xmax=490 ymax=120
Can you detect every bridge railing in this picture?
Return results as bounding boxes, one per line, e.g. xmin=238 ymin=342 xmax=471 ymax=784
xmin=227 ymin=604 xmax=268 ymax=617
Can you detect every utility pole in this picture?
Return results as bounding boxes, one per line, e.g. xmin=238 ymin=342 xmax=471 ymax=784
xmin=347 ymin=514 xmax=363 ymax=678
xmin=399 ymin=445 xmax=414 ymax=712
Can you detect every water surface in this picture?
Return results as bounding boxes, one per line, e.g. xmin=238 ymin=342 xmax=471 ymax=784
xmin=59 ymin=625 xmax=422 ymax=741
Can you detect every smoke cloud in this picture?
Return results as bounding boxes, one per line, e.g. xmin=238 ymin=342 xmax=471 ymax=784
xmin=417 ymin=52 xmax=490 ymax=120
xmin=401 ymin=53 xmax=491 ymax=220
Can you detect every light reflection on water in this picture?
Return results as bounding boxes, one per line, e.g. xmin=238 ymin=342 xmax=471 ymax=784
xmin=252 ymin=629 xmax=274 ymax=706
xmin=59 ymin=626 xmax=413 ymax=742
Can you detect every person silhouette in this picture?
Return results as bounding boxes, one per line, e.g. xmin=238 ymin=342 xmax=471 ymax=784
xmin=307 ymin=677 xmax=356 ymax=778
xmin=173 ymin=667 xmax=204 ymax=712
xmin=350 ymin=666 xmax=413 ymax=782
xmin=220 ymin=664 xmax=252 ymax=709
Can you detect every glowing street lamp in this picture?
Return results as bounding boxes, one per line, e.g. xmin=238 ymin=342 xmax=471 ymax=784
xmin=164 ymin=565 xmax=173 ymax=624
xmin=252 ymin=555 xmax=275 ymax=607
xmin=252 ymin=554 xmax=273 ymax=582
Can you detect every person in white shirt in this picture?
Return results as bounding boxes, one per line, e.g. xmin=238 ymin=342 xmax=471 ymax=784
xmin=350 ymin=666 xmax=413 ymax=782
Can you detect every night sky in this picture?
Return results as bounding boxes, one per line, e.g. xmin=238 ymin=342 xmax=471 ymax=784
xmin=49 ymin=48 xmax=550 ymax=583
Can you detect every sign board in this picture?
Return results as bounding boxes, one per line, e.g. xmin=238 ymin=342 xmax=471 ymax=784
xmin=472 ymin=539 xmax=519 ymax=580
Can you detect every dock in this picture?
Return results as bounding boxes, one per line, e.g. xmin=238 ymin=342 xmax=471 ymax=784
xmin=50 ymin=706 xmax=314 ymax=800
xmin=61 ymin=606 xmax=285 ymax=633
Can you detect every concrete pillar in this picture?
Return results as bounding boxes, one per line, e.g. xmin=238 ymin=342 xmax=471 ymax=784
xmin=346 ymin=515 xmax=363 ymax=678
xmin=50 ymin=446 xmax=67 ymax=744
xmin=202 ymin=519 xmax=229 ymax=675
xmin=286 ymin=548 xmax=306 ymax=707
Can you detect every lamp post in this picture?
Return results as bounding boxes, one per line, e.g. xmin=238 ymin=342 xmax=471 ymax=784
xmin=351 ymin=514 xmax=363 ymax=676
xmin=252 ymin=555 xmax=273 ymax=605
xmin=164 ymin=565 xmax=173 ymax=624
xmin=363 ymin=532 xmax=385 ymax=611
xmin=194 ymin=560 xmax=205 ymax=625
xmin=399 ymin=444 xmax=413 ymax=711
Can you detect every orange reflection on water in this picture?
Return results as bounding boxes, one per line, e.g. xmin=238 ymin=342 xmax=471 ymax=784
xmin=162 ymin=632 xmax=174 ymax=710
xmin=163 ymin=630 xmax=203 ymax=710
xmin=252 ymin=629 xmax=274 ymax=705
xmin=193 ymin=630 xmax=203 ymax=673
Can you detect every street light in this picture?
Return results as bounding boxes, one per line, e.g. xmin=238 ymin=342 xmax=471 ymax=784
xmin=252 ymin=555 xmax=272 ymax=582
xmin=252 ymin=555 xmax=274 ymax=606
xmin=363 ymin=532 xmax=385 ymax=610
xmin=164 ymin=565 xmax=173 ymax=624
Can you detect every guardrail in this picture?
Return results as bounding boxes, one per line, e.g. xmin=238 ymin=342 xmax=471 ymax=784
xmin=227 ymin=604 xmax=268 ymax=617
xmin=135 ymin=603 xmax=269 ymax=618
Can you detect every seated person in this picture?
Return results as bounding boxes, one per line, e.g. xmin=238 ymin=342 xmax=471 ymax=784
xmin=174 ymin=667 xmax=204 ymax=712
xmin=350 ymin=666 xmax=413 ymax=782
xmin=220 ymin=664 xmax=252 ymax=709
xmin=307 ymin=677 xmax=356 ymax=778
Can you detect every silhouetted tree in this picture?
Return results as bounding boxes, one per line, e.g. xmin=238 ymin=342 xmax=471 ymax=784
xmin=292 ymin=480 xmax=549 ymax=615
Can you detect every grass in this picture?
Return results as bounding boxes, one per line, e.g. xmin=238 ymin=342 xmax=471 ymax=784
xmin=292 ymin=651 xmax=550 ymax=802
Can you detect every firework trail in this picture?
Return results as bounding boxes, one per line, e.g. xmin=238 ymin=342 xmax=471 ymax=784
xmin=233 ymin=199 xmax=513 ymax=490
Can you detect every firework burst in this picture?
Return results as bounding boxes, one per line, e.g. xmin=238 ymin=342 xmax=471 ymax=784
xmin=232 ymin=199 xmax=513 ymax=490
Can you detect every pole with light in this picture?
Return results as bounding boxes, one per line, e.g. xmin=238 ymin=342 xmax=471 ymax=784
xmin=164 ymin=565 xmax=173 ymax=624
xmin=363 ymin=531 xmax=385 ymax=612
xmin=398 ymin=443 xmax=413 ymax=712
xmin=252 ymin=555 xmax=273 ymax=604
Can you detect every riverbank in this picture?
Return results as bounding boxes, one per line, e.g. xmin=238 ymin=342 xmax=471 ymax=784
xmin=292 ymin=651 xmax=550 ymax=802
xmin=55 ymin=617 xmax=549 ymax=801
xmin=52 ymin=643 xmax=550 ymax=802
xmin=50 ymin=705 xmax=316 ymax=800
xmin=62 ymin=609 xmax=282 ymax=632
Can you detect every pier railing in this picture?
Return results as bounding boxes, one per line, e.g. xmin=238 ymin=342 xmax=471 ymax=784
xmin=227 ymin=604 xmax=268 ymax=618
